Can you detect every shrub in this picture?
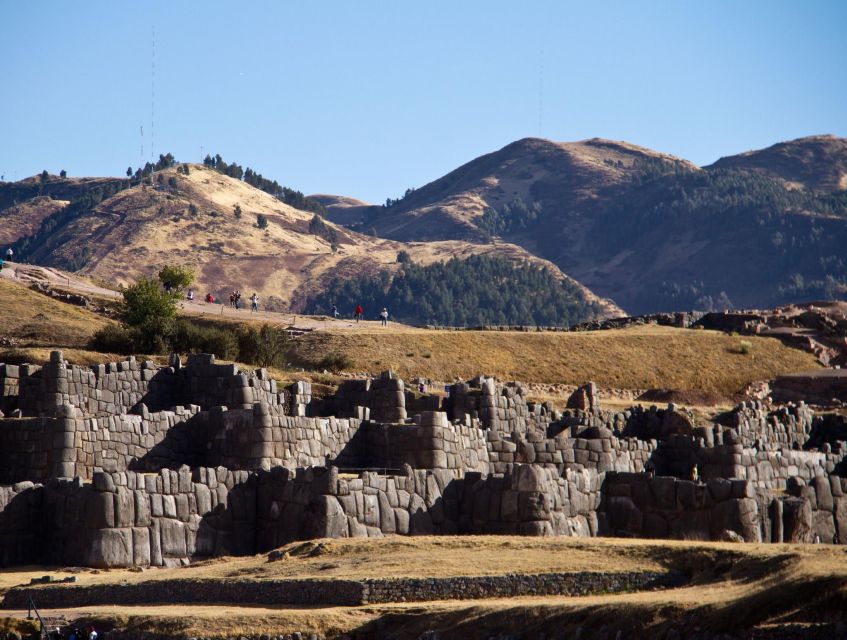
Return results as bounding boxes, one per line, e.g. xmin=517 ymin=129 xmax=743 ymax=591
xmin=90 ymin=323 xmax=140 ymax=354
xmin=317 ymin=353 xmax=353 ymax=371
xmin=172 ymin=320 xmax=239 ymax=359
xmin=236 ymin=324 xmax=288 ymax=367
xmin=256 ymin=213 xmax=269 ymax=229
xmin=739 ymin=340 xmax=752 ymax=355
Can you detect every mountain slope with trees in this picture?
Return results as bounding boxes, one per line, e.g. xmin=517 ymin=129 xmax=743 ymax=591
xmin=343 ymin=135 xmax=847 ymax=313
xmin=1 ymin=162 xmax=619 ymax=323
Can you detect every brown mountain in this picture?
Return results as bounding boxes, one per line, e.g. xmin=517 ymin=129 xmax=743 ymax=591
xmin=708 ymin=135 xmax=847 ymax=192
xmin=2 ymin=164 xmax=620 ymax=320
xmin=347 ymin=135 xmax=847 ymax=314
xmin=362 ymin=137 xmax=695 ymax=243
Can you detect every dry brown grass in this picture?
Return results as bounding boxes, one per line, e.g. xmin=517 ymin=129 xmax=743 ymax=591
xmin=288 ymin=324 xmax=820 ymax=394
xmin=4 ymin=536 xmax=847 ymax=638
xmin=0 ymin=277 xmax=108 ymax=348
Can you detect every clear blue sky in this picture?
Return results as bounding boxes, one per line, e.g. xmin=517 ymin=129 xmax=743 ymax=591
xmin=1 ymin=1 xmax=845 ymax=203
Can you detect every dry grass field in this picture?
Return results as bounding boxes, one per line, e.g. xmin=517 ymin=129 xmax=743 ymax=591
xmin=288 ymin=324 xmax=820 ymax=395
xmin=0 ymin=277 xmax=108 ymax=348
xmin=3 ymin=536 xmax=846 ymax=638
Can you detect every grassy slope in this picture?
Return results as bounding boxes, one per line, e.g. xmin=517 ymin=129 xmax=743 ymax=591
xmin=16 ymin=165 xmax=617 ymax=318
xmin=0 ymin=277 xmax=108 ymax=348
xmin=287 ymin=324 xmax=820 ymax=394
xmin=3 ymin=536 xmax=846 ymax=638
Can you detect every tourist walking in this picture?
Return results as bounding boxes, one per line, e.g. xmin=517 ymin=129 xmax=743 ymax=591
xmin=5 ymin=247 xmax=12 ymax=261
xmin=250 ymin=292 xmax=259 ymax=312
xmin=187 ymin=289 xmax=194 ymax=301
xmin=380 ymin=307 xmax=389 ymax=326
xmin=354 ymin=304 xmax=363 ymax=323
xmin=331 ymin=303 xmax=339 ymax=318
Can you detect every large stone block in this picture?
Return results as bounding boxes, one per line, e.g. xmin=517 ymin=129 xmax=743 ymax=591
xmin=782 ymin=498 xmax=814 ymax=544
xmin=160 ymin=519 xmax=187 ymax=558
xmin=306 ymin=495 xmax=348 ymax=539
xmin=85 ymin=528 xmax=133 ymax=568
xmin=132 ymin=527 xmax=151 ymax=566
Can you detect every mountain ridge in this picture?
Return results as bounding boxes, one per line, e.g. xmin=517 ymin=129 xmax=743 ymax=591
xmin=1 ymin=164 xmax=621 ymax=323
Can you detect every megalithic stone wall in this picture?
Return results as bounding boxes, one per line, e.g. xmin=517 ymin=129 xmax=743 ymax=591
xmin=367 ymin=371 xmax=407 ymax=422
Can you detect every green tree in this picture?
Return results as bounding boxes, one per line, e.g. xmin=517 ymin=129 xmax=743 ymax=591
xmin=121 ymin=276 xmax=181 ymax=352
xmin=59 ymin=169 xmax=67 ymax=178
xmin=126 ymin=167 xmax=133 ymax=178
xmin=40 ymin=170 xmax=49 ymax=183
xmin=256 ymin=213 xmax=269 ymax=229
xmin=396 ymin=250 xmax=411 ymax=264
xmin=157 ymin=265 xmax=195 ymax=291
xmin=234 ymin=204 xmax=242 ymax=219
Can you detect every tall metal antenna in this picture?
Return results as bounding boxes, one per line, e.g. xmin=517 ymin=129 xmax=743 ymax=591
xmin=151 ymin=26 xmax=156 ymax=160
xmin=140 ymin=125 xmax=144 ymax=164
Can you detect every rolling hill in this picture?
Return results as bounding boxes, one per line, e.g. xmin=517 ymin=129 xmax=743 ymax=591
xmin=347 ymin=135 xmax=847 ymax=314
xmin=0 ymin=165 xmax=620 ymax=323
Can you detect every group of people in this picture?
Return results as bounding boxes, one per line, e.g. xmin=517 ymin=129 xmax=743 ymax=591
xmin=51 ymin=625 xmax=97 ymax=640
xmin=195 ymin=290 xmax=259 ymax=312
xmin=333 ymin=303 xmax=390 ymax=325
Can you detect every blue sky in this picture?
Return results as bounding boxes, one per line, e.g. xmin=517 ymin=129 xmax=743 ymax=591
xmin=1 ymin=1 xmax=845 ymax=203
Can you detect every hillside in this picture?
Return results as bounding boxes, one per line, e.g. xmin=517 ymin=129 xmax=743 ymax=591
xmin=0 ymin=175 xmax=127 ymax=246
xmin=287 ymin=324 xmax=819 ymax=395
xmin=309 ymin=193 xmax=379 ymax=227
xmin=359 ymin=137 xmax=696 ymax=243
xmin=2 ymin=165 xmax=619 ymax=320
xmin=350 ymin=135 xmax=847 ymax=314
xmin=709 ymin=134 xmax=847 ymax=192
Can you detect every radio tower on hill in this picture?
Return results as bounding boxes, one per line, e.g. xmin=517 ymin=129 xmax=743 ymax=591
xmin=151 ymin=26 xmax=156 ymax=160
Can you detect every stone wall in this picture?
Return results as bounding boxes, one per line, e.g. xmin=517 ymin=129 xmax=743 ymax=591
xmin=36 ymin=466 xmax=251 ymax=568
xmin=719 ymin=401 xmax=814 ymax=448
xmin=0 ymin=480 xmax=42 ymax=566
xmin=603 ymin=473 xmax=763 ymax=541
xmin=0 ymin=352 xmax=285 ymax=421
xmin=445 ymin=377 xmax=551 ymax=435
xmin=2 ymin=570 xmax=681 ymax=609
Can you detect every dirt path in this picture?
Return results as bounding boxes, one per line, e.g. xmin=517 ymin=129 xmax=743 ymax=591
xmin=1 ymin=261 xmax=410 ymax=333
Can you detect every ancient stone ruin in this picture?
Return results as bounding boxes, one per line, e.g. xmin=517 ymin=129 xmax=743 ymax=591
xmin=1 ymin=351 xmax=846 ymax=568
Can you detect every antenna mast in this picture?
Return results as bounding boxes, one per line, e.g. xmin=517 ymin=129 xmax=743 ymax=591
xmin=151 ymin=26 xmax=156 ymax=160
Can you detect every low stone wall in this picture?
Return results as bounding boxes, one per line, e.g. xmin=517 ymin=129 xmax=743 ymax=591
xmin=1 ymin=570 xmax=683 ymax=609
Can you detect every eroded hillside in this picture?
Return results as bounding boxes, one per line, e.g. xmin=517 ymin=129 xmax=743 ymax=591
xmin=3 ymin=165 xmax=620 ymax=319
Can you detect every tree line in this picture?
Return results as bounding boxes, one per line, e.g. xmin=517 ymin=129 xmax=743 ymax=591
xmin=304 ymin=254 xmax=602 ymax=326
xmin=202 ymin=154 xmax=326 ymax=216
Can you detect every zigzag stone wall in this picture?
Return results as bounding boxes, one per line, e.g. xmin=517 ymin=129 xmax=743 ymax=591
xmin=2 ymin=351 xmax=847 ymax=568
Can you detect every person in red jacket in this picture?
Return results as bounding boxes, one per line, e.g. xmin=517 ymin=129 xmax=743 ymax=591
xmin=354 ymin=304 xmax=363 ymax=323
xmin=205 ymin=292 xmax=215 ymax=304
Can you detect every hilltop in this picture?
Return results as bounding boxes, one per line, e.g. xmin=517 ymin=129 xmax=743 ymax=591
xmin=1 ymin=165 xmax=619 ymax=321
xmin=347 ymin=135 xmax=847 ymax=314
xmin=708 ymin=134 xmax=847 ymax=192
